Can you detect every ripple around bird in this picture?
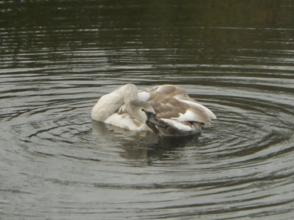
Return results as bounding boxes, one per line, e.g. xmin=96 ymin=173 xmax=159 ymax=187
xmin=1 ymin=1 xmax=294 ymax=219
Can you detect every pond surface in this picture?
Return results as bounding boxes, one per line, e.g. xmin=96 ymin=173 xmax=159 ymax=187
xmin=1 ymin=1 xmax=294 ymax=219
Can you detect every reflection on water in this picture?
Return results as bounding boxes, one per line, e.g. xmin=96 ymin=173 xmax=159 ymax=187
xmin=1 ymin=1 xmax=294 ymax=219
xmin=93 ymin=121 xmax=199 ymax=164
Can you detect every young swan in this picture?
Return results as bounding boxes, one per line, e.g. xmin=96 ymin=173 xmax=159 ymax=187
xmin=91 ymin=84 xmax=217 ymax=136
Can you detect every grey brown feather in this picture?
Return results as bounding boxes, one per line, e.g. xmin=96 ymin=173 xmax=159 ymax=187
xmin=143 ymin=110 xmax=201 ymax=137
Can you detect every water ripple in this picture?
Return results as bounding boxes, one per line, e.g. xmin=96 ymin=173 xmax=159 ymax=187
xmin=1 ymin=1 xmax=294 ymax=219
xmin=1 ymin=65 xmax=294 ymax=219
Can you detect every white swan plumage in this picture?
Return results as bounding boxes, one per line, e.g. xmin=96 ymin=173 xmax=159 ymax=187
xmin=91 ymin=84 xmax=216 ymax=136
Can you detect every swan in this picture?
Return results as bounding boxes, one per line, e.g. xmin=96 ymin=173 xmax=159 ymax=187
xmin=91 ymin=84 xmax=216 ymax=137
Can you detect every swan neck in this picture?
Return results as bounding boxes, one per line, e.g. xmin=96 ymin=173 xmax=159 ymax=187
xmin=120 ymin=84 xmax=148 ymax=124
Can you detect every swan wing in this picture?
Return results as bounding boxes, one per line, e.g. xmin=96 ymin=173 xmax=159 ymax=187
xmin=176 ymin=98 xmax=216 ymax=120
xmin=149 ymin=85 xmax=216 ymax=124
xmin=160 ymin=118 xmax=195 ymax=131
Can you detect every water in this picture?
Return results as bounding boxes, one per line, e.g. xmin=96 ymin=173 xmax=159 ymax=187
xmin=1 ymin=1 xmax=294 ymax=219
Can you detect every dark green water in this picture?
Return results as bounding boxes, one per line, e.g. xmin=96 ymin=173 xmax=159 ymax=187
xmin=1 ymin=1 xmax=294 ymax=219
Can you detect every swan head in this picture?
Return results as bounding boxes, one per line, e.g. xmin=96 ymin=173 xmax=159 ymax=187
xmin=121 ymin=84 xmax=154 ymax=121
xmin=122 ymin=99 xmax=154 ymax=125
xmin=129 ymin=99 xmax=155 ymax=114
